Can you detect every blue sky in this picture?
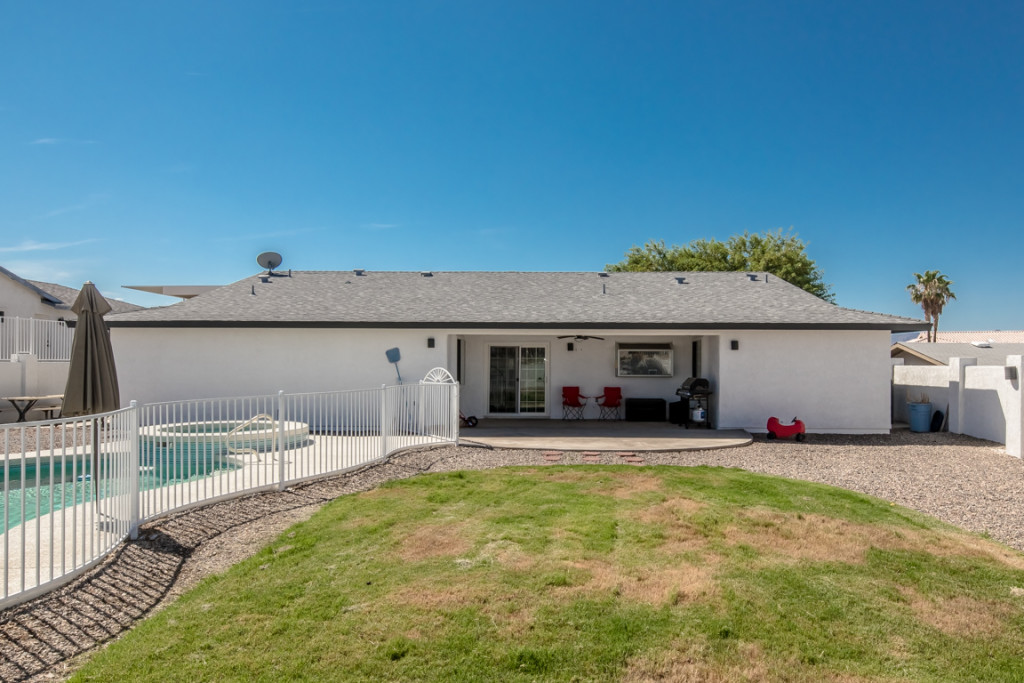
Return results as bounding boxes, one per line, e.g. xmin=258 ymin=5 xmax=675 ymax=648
xmin=2 ymin=1 xmax=1021 ymax=329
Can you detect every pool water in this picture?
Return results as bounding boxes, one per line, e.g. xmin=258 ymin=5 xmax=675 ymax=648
xmin=1 ymin=442 xmax=241 ymax=531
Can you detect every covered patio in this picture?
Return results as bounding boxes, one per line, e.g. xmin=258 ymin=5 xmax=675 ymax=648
xmin=458 ymin=419 xmax=751 ymax=452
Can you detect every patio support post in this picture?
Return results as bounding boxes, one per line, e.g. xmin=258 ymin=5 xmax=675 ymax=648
xmin=128 ymin=401 xmax=140 ymax=540
xmin=277 ymin=390 xmax=287 ymax=490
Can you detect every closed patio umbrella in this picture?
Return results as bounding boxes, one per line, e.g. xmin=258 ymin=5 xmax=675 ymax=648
xmin=62 ymin=282 xmax=121 ymax=503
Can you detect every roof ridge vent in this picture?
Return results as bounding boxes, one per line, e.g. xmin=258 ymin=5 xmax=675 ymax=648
xmin=598 ymin=272 xmax=610 ymax=278
xmin=675 ymin=276 xmax=687 ymax=284
xmin=420 ymin=271 xmax=433 ymax=277
xmin=353 ymin=269 xmax=366 ymax=276
xmin=747 ymin=273 xmax=759 ymax=281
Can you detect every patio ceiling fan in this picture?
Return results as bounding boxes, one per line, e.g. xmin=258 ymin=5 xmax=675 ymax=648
xmin=556 ymin=335 xmax=605 ymax=341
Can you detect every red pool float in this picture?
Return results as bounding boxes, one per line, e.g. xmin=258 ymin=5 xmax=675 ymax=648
xmin=766 ymin=416 xmax=806 ymax=441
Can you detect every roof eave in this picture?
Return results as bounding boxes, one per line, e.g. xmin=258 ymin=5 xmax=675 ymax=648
xmin=108 ymin=320 xmax=928 ymax=331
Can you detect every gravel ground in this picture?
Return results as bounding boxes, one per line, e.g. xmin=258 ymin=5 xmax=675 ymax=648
xmin=1 ymin=430 xmax=1022 ymax=681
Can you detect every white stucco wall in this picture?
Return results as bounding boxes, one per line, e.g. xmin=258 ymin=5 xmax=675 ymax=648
xmin=113 ymin=325 xmax=896 ymax=433
xmin=112 ymin=327 xmax=453 ymax=406
xmin=714 ymin=330 xmax=893 ymax=434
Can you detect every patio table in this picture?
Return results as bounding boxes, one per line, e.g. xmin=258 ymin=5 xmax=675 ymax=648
xmin=1 ymin=394 xmax=64 ymax=422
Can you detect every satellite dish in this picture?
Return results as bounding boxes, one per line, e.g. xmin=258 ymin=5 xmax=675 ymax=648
xmin=257 ymin=251 xmax=283 ymax=273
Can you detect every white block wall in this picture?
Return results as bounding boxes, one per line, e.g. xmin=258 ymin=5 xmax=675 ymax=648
xmin=893 ymin=355 xmax=1024 ymax=456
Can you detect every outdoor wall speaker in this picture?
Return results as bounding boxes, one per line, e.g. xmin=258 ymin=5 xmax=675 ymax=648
xmin=427 ymin=337 xmax=435 ymax=349
xmin=1006 ymin=366 xmax=1018 ymax=380
xmin=730 ymin=340 xmax=739 ymax=351
xmin=567 ymin=342 xmax=575 ymax=352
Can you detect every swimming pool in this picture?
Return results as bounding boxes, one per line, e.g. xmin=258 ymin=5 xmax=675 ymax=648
xmin=1 ymin=417 xmax=309 ymax=531
xmin=1 ymin=445 xmax=242 ymax=531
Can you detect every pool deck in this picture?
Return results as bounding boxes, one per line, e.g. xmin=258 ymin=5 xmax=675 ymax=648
xmin=461 ymin=419 xmax=752 ymax=452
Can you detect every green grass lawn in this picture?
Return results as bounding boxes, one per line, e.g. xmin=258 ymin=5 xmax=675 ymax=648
xmin=72 ymin=466 xmax=1024 ymax=682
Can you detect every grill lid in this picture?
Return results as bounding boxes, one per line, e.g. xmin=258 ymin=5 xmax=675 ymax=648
xmin=677 ymin=377 xmax=711 ymax=396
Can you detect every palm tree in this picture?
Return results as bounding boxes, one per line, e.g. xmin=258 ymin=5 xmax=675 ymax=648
xmin=907 ymin=271 xmax=956 ymax=342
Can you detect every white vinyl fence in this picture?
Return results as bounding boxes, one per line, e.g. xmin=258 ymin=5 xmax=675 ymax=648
xmin=893 ymin=355 xmax=1024 ymax=457
xmin=1 ymin=376 xmax=459 ymax=608
xmin=0 ymin=317 xmax=74 ymax=362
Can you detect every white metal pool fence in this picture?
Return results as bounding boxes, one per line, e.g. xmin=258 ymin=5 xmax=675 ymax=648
xmin=0 ymin=317 xmax=74 ymax=362
xmin=0 ymin=379 xmax=459 ymax=608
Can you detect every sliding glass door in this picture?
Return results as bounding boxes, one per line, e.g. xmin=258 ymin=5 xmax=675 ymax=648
xmin=488 ymin=345 xmax=547 ymax=415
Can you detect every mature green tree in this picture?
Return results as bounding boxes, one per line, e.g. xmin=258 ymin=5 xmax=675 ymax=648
xmin=607 ymin=229 xmax=834 ymax=302
xmin=906 ymin=270 xmax=956 ymax=342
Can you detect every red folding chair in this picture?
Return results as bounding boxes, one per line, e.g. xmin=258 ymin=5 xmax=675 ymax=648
xmin=561 ymin=386 xmax=588 ymax=420
xmin=595 ymin=387 xmax=623 ymax=420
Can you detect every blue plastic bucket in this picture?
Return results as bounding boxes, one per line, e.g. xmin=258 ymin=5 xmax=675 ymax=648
xmin=908 ymin=403 xmax=932 ymax=433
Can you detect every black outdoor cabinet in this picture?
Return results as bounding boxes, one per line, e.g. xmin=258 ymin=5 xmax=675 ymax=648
xmin=669 ymin=400 xmax=687 ymax=425
xmin=624 ymin=398 xmax=667 ymax=421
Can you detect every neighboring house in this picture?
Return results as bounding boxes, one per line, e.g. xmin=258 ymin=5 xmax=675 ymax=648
xmin=891 ymin=342 xmax=1024 ymax=367
xmin=0 ymin=264 xmax=67 ymax=320
xmin=905 ymin=330 xmax=1024 ymax=344
xmin=0 ymin=264 xmax=144 ymax=320
xmin=108 ymin=269 xmax=925 ymax=434
xmin=27 ymin=280 xmax=145 ymax=316
xmin=1 ymin=264 xmax=145 ymax=415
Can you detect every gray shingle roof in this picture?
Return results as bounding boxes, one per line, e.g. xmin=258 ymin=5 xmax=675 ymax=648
xmin=891 ymin=342 xmax=1024 ymax=366
xmin=27 ymin=280 xmax=145 ymax=315
xmin=107 ymin=270 xmax=926 ymax=331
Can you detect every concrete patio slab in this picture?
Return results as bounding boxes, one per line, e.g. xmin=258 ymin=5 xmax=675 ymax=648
xmin=459 ymin=419 xmax=751 ymax=452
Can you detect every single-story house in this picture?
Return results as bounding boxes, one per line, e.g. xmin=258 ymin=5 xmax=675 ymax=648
xmin=891 ymin=342 xmax=1024 ymax=367
xmin=107 ymin=269 xmax=926 ymax=434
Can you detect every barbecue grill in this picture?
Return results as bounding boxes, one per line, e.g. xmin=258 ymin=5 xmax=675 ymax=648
xmin=676 ymin=377 xmax=711 ymax=399
xmin=674 ymin=377 xmax=711 ymax=428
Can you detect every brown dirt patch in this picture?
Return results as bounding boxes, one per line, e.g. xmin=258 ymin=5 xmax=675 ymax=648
xmin=639 ymin=497 xmax=705 ymax=521
xmin=537 ymin=468 xmax=666 ymax=499
xmin=729 ymin=509 xmax=1024 ymax=570
xmin=392 ymin=582 xmax=488 ymax=611
xmin=624 ymin=640 xmax=768 ymax=682
xmin=635 ymin=499 xmax=714 ymax=557
xmin=729 ymin=512 xmax=887 ymax=564
xmin=392 ymin=581 xmax=536 ymax=636
xmin=397 ymin=521 xmax=474 ymax=562
xmin=921 ymin=531 xmax=1024 ymax=570
xmin=566 ymin=559 xmax=717 ymax=606
xmin=477 ymin=539 xmax=533 ymax=570
xmin=603 ymin=471 xmax=665 ymax=499
xmin=900 ymin=587 xmax=1014 ymax=637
